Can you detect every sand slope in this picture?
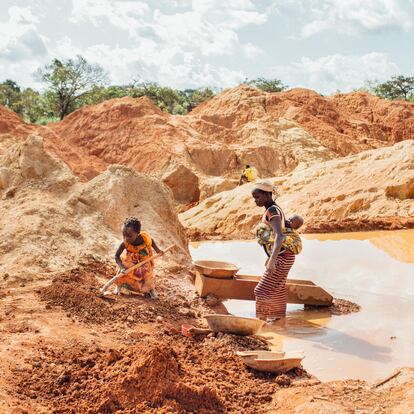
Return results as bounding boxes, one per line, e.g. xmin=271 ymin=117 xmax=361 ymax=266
xmin=180 ymin=140 xmax=414 ymax=238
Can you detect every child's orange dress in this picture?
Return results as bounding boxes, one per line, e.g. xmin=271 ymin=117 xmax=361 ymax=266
xmin=115 ymin=232 xmax=155 ymax=293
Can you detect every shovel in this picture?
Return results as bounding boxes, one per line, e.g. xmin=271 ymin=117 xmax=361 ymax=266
xmin=100 ymin=244 xmax=176 ymax=295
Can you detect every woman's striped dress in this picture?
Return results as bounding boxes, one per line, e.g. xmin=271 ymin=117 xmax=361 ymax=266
xmin=254 ymin=250 xmax=295 ymax=319
xmin=254 ymin=203 xmax=296 ymax=320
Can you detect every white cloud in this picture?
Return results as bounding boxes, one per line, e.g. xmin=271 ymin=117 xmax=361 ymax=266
xmin=0 ymin=6 xmax=47 ymax=60
xmin=300 ymin=0 xmax=414 ymax=37
xmin=71 ymin=0 xmax=266 ymax=57
xmin=0 ymin=1 xmax=266 ymax=89
xmin=272 ymin=53 xmax=400 ymax=94
xmin=243 ymin=42 xmax=263 ymax=59
xmin=65 ymin=0 xmax=267 ymax=87
xmin=71 ymin=0 xmax=151 ymax=38
xmin=53 ymin=37 xmax=244 ymax=88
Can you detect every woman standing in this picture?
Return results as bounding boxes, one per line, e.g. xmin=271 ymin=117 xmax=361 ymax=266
xmin=252 ymin=181 xmax=295 ymax=322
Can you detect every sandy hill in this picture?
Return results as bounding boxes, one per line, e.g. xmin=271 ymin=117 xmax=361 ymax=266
xmin=1 ymin=98 xmax=414 ymax=414
xmin=0 ymin=134 xmax=189 ymax=277
xmin=180 ymin=140 xmax=414 ymax=238
xmin=47 ymin=93 xmax=336 ymax=203
xmin=1 ymin=86 xmax=414 ymax=205
xmin=191 ymin=85 xmax=414 ymax=154
xmin=48 ymin=86 xmax=414 ymax=203
xmin=0 ymin=105 xmax=36 ymax=154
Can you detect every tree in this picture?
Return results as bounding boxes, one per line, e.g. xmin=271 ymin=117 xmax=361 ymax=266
xmin=371 ymin=75 xmax=414 ymax=101
xmin=182 ymin=88 xmax=214 ymax=112
xmin=0 ymin=79 xmax=22 ymax=112
xmin=37 ymin=55 xmax=107 ymax=119
xmin=76 ymin=85 xmax=130 ymax=107
xmin=19 ymin=88 xmax=43 ymax=122
xmin=246 ymin=77 xmax=287 ymax=93
xmin=130 ymin=82 xmax=184 ymax=113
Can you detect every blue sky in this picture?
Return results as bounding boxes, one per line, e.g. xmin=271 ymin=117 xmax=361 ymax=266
xmin=0 ymin=0 xmax=413 ymax=94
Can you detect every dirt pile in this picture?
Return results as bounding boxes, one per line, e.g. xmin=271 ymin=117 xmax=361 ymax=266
xmin=191 ymin=85 xmax=414 ymax=155
xmin=44 ymin=86 xmax=414 ymax=203
xmin=268 ymin=368 xmax=414 ymax=413
xmin=306 ymin=298 xmax=361 ymax=315
xmin=44 ymin=93 xmax=335 ymax=202
xmin=0 ymin=105 xmax=24 ymax=134
xmin=2 ymin=86 xmax=414 ymax=204
xmin=15 ymin=341 xmax=224 ymax=413
xmin=262 ymin=88 xmax=414 ymax=156
xmin=0 ymin=105 xmax=36 ymax=154
xmin=181 ymin=140 xmax=414 ymax=238
xmin=13 ymin=329 xmax=311 ymax=413
xmin=0 ymin=135 xmax=189 ymax=278
xmin=40 ymin=261 xmax=200 ymax=325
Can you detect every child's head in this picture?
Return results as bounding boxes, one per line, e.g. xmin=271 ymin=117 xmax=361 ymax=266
xmin=122 ymin=216 xmax=141 ymax=243
xmin=289 ymin=214 xmax=304 ymax=230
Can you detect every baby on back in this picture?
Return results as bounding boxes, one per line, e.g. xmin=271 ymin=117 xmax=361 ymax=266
xmin=286 ymin=214 xmax=304 ymax=230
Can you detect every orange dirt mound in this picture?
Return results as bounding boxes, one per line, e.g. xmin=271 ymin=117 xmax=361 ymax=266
xmin=44 ymin=86 xmax=414 ymax=204
xmin=306 ymin=298 xmax=361 ymax=315
xmin=265 ymin=88 xmax=414 ymax=156
xmin=0 ymin=105 xmax=24 ymax=133
xmin=192 ymin=86 xmax=414 ymax=155
xmin=40 ymin=261 xmax=199 ymax=325
xmin=0 ymin=105 xmax=37 ymax=138
xmin=4 ymin=86 xmax=414 ymax=203
xmin=49 ymin=96 xmax=183 ymax=182
xmin=14 ymin=332 xmax=311 ymax=413
xmin=0 ymin=105 xmax=36 ymax=154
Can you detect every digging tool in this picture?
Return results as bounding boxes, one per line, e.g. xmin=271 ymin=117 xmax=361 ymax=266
xmin=100 ymin=244 xmax=176 ymax=294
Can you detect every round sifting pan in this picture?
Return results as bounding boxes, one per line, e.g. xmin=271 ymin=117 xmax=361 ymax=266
xmin=193 ymin=260 xmax=240 ymax=279
xmin=204 ymin=314 xmax=265 ymax=336
xmin=237 ymin=350 xmax=304 ymax=373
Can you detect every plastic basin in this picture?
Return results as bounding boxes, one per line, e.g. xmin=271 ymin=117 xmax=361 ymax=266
xmin=237 ymin=350 xmax=304 ymax=373
xmin=193 ymin=260 xmax=239 ymax=279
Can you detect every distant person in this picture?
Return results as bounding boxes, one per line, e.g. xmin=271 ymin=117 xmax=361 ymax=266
xmin=105 ymin=217 xmax=164 ymax=299
xmin=251 ymin=181 xmax=301 ymax=323
xmin=239 ymin=165 xmax=257 ymax=185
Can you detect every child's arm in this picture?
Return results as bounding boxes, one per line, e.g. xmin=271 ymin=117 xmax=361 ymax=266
xmin=151 ymin=239 xmax=163 ymax=255
xmin=114 ymin=242 xmax=126 ymax=271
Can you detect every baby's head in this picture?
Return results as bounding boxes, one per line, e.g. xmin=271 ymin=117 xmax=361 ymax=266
xmin=288 ymin=214 xmax=304 ymax=230
xmin=122 ymin=216 xmax=141 ymax=243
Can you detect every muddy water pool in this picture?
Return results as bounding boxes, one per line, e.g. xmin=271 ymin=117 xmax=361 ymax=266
xmin=190 ymin=230 xmax=414 ymax=382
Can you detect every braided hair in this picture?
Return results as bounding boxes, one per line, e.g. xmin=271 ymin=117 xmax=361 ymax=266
xmin=123 ymin=216 xmax=141 ymax=233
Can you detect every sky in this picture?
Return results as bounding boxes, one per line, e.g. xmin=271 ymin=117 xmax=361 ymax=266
xmin=0 ymin=0 xmax=413 ymax=94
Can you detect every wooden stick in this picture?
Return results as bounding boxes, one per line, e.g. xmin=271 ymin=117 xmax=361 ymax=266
xmin=373 ymin=369 xmax=401 ymax=388
xmin=100 ymin=244 xmax=176 ymax=293
xmin=188 ymin=327 xmax=212 ymax=335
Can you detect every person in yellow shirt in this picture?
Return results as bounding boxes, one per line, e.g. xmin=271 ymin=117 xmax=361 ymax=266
xmin=239 ymin=165 xmax=257 ymax=185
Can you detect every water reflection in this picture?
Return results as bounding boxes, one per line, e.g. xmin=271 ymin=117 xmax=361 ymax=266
xmin=190 ymin=230 xmax=414 ymax=382
xmin=305 ymin=229 xmax=414 ymax=264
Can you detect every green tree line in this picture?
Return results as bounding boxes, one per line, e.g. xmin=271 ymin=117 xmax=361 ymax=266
xmin=0 ymin=55 xmax=288 ymax=124
xmin=1 ymin=55 xmax=413 ymax=125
